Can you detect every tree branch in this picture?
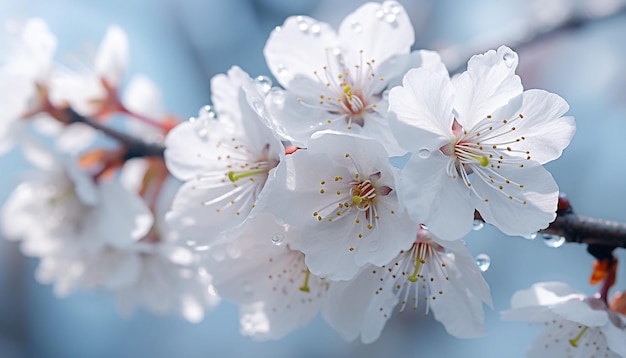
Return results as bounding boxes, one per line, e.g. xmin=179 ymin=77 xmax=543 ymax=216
xmin=66 ymin=107 xmax=165 ymax=159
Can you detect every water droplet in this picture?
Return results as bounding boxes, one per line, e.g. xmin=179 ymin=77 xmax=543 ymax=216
xmin=271 ymin=232 xmax=284 ymax=246
xmin=417 ymin=148 xmax=430 ymax=158
xmin=539 ymin=233 xmax=566 ymax=248
xmin=198 ymin=105 xmax=217 ymax=119
xmin=195 ymin=245 xmax=210 ymax=251
xmin=310 ymin=23 xmax=321 ymax=34
xmin=475 ymin=253 xmax=491 ymax=272
xmin=503 ymin=52 xmax=515 ymax=67
xmin=385 ymin=13 xmax=397 ymax=23
xmin=382 ymin=89 xmax=390 ymax=100
xmin=243 ymin=280 xmax=253 ymax=292
xmin=375 ymin=9 xmax=384 ymax=18
xmin=254 ymin=76 xmax=272 ymax=94
xmin=296 ymin=16 xmax=309 ymax=32
xmin=268 ymin=87 xmax=286 ymax=105
xmin=522 ymin=232 xmax=537 ymax=240
xmin=368 ymin=240 xmax=379 ymax=252
xmin=194 ymin=116 xmax=211 ymax=141
xmin=277 ymin=64 xmax=289 ymax=78
xmin=420 ymin=224 xmax=428 ymax=230
xmin=472 ymin=220 xmax=484 ymax=231
xmin=390 ymin=5 xmax=401 ymax=14
xmin=351 ymin=20 xmax=362 ymax=33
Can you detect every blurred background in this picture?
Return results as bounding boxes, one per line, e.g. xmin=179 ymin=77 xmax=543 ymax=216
xmin=1 ymin=0 xmax=625 ymax=357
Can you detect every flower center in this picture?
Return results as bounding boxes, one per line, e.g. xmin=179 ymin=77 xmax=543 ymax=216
xmin=438 ymin=116 xmax=531 ymax=205
xmin=297 ymin=49 xmax=383 ymax=130
xmin=351 ymin=179 xmax=377 ymax=210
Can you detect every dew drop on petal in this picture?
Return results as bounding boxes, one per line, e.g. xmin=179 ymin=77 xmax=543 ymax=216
xmin=472 ymin=220 xmax=484 ymax=231
xmin=277 ymin=64 xmax=289 ymax=78
xmin=271 ymin=232 xmax=284 ymax=246
xmin=503 ymin=52 xmax=515 ymax=67
xmin=390 ymin=5 xmax=401 ymax=14
xmin=385 ymin=13 xmax=397 ymax=24
xmin=254 ymin=75 xmax=272 ymax=94
xmin=198 ymin=104 xmax=217 ymax=119
xmin=268 ymin=87 xmax=286 ymax=105
xmin=368 ymin=240 xmax=379 ymax=252
xmin=297 ymin=17 xmax=309 ymax=32
xmin=350 ymin=20 xmax=362 ymax=33
xmin=195 ymin=245 xmax=210 ymax=251
xmin=193 ymin=116 xmax=211 ymax=141
xmin=522 ymin=232 xmax=537 ymax=240
xmin=417 ymin=148 xmax=431 ymax=158
xmin=310 ymin=23 xmax=321 ymax=35
xmin=539 ymin=233 xmax=566 ymax=248
xmin=382 ymin=89 xmax=390 ymax=100
xmin=375 ymin=9 xmax=384 ymax=18
xmin=475 ymin=253 xmax=491 ymax=272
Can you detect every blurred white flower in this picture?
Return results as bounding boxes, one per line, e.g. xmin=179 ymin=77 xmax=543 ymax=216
xmin=270 ymin=131 xmax=416 ymax=281
xmin=263 ymin=1 xmax=446 ymax=156
xmin=323 ymin=228 xmax=492 ymax=343
xmin=207 ymin=211 xmax=327 ymax=340
xmin=389 ymin=46 xmax=576 ymax=240
xmin=502 ymin=282 xmax=626 ymax=358
xmin=0 ymin=18 xmax=58 ymax=154
xmin=51 ymin=25 xmax=128 ymax=117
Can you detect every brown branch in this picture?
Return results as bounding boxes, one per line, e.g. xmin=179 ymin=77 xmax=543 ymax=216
xmin=65 ymin=107 xmax=165 ymax=159
xmin=475 ymin=195 xmax=626 ymax=253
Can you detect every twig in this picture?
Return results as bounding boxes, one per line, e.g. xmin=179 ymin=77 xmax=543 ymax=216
xmin=66 ymin=107 xmax=165 ymax=159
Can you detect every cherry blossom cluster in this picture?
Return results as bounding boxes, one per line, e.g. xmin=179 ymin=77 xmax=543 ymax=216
xmin=3 ymin=1 xmax=623 ymax=356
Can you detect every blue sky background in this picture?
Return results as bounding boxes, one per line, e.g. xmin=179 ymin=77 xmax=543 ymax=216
xmin=1 ymin=0 xmax=626 ymax=357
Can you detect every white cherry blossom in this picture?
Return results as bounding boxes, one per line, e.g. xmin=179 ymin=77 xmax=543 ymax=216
xmin=51 ymin=25 xmax=129 ymax=117
xmin=165 ymin=66 xmax=283 ymax=245
xmin=1 ymin=148 xmax=154 ymax=297
xmin=206 ymin=211 xmax=327 ymax=340
xmin=388 ymin=46 xmax=576 ymax=240
xmin=502 ymin=282 xmax=626 ymax=358
xmin=0 ymin=18 xmax=58 ymax=154
xmin=270 ymin=131 xmax=416 ymax=281
xmin=323 ymin=228 xmax=492 ymax=343
xmin=263 ymin=1 xmax=446 ymax=156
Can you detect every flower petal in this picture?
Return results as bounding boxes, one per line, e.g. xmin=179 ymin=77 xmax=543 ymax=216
xmin=337 ymin=1 xmax=413 ymax=66
xmin=473 ymin=163 xmax=558 ymax=236
xmin=453 ymin=46 xmax=523 ymax=130
xmin=401 ymin=152 xmax=474 ymax=240
xmin=388 ymin=68 xmax=455 ymax=153
xmin=263 ymin=16 xmax=338 ymax=88
xmin=489 ymin=89 xmax=575 ymax=164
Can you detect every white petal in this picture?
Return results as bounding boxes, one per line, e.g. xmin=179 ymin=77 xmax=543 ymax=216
xmin=473 ymin=163 xmax=558 ymax=236
xmin=489 ymin=89 xmax=575 ymax=164
xmin=389 ymin=68 xmax=455 ymax=153
xmin=453 ymin=46 xmax=523 ymax=130
xmin=164 ymin=120 xmax=223 ymax=180
xmin=401 ymin=152 xmax=475 ymax=240
xmin=429 ymin=256 xmax=487 ymax=338
xmin=338 ymin=1 xmax=413 ymax=66
xmin=93 ymin=180 xmax=153 ymax=246
xmin=95 ymin=25 xmax=128 ymax=87
xmin=604 ymin=320 xmax=626 ymax=357
xmin=263 ymin=16 xmax=338 ymax=88
xmin=509 ymin=282 xmax=581 ymax=308
xmin=549 ymin=300 xmax=609 ymax=327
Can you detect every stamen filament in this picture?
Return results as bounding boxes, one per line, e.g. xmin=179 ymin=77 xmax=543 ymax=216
xmin=568 ymin=326 xmax=588 ymax=347
xmin=228 ymin=169 xmax=267 ymax=182
xmin=299 ymin=269 xmax=311 ymax=292
xmin=407 ymin=250 xmax=422 ymax=282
